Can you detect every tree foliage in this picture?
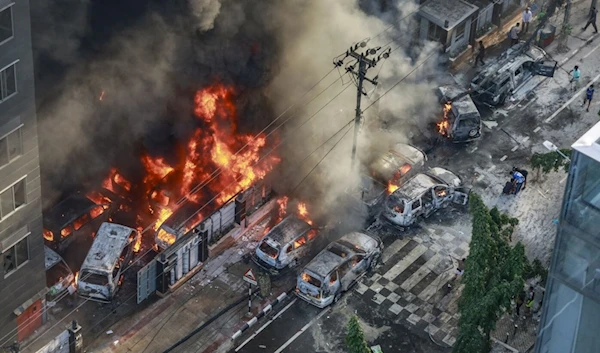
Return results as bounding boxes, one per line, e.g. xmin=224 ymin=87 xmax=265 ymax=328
xmin=346 ymin=315 xmax=370 ymax=353
xmin=530 ymin=149 xmax=571 ymax=176
xmin=523 ymin=258 xmax=549 ymax=287
xmin=453 ymin=194 xmax=528 ymax=353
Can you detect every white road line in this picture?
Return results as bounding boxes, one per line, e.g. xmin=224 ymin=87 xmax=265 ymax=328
xmin=519 ymin=98 xmax=537 ymax=111
xmin=400 ymin=254 xmax=442 ymax=292
xmin=500 ymin=155 xmax=508 ymax=161
xmin=382 ymin=238 xmax=411 ymax=264
xmin=521 ymin=136 xmax=530 ymax=143
xmin=487 ymin=165 xmax=496 ymax=172
xmin=235 ymin=299 xmax=298 ymax=352
xmin=469 ymin=147 xmax=478 ymax=153
xmin=511 ymin=146 xmax=519 ymax=152
xmin=583 ymin=40 xmax=600 ymax=59
xmin=382 ymin=245 xmax=428 ymax=281
xmin=533 ymin=126 xmax=541 ymax=133
xmin=273 ymin=307 xmax=329 ymax=353
xmin=544 ymin=73 xmax=600 ymax=123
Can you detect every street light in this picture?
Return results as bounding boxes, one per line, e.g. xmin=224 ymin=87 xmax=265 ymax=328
xmin=543 ymin=140 xmax=571 ymax=162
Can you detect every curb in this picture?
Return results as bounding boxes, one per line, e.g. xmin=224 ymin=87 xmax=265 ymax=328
xmin=231 ymin=291 xmax=289 ymax=340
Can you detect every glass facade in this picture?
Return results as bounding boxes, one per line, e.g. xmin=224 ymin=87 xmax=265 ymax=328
xmin=535 ymin=139 xmax=600 ymax=353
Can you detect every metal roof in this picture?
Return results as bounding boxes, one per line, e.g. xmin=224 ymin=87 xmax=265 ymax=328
xmin=391 ymin=173 xmax=440 ymax=201
xmin=438 ymin=85 xmax=479 ymax=116
xmin=305 ymin=249 xmax=344 ymax=278
xmin=265 ymin=215 xmax=311 ymax=245
xmin=44 ymin=246 xmax=63 ymax=269
xmin=572 ymin=120 xmax=600 ymax=162
xmin=44 ymin=194 xmax=98 ymax=231
xmin=80 ymin=223 xmax=136 ymax=273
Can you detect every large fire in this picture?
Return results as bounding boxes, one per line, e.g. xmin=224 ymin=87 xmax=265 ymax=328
xmin=437 ymin=101 xmax=453 ymax=136
xmin=387 ymin=164 xmax=413 ymax=194
xmin=96 ymin=83 xmax=279 ymax=249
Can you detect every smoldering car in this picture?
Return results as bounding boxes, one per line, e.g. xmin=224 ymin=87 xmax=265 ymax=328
xmin=381 ymin=167 xmax=469 ymax=227
xmin=253 ymin=215 xmax=320 ymax=275
xmin=437 ymin=85 xmax=482 ymax=143
xmin=296 ymin=232 xmax=382 ymax=308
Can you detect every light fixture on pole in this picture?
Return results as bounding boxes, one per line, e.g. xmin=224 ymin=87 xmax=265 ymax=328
xmin=543 ymin=140 xmax=571 ymax=162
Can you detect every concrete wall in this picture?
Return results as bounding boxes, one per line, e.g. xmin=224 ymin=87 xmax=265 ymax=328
xmin=0 ymin=0 xmax=46 ymax=343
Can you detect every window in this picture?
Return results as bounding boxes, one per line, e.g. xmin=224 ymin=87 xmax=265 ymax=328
xmin=0 ymin=5 xmax=13 ymax=44
xmin=329 ymin=271 xmax=338 ymax=284
xmin=0 ymin=127 xmax=22 ymax=167
xmin=0 ymin=62 xmax=17 ymax=102
xmin=411 ymin=199 xmax=422 ymax=210
xmin=338 ymin=261 xmax=353 ymax=279
xmin=454 ymin=22 xmax=466 ymax=42
xmin=73 ymin=213 xmax=90 ymax=231
xmin=427 ymin=21 xmax=444 ymax=43
xmin=2 ymin=236 xmax=29 ymax=276
xmin=0 ymin=178 xmax=25 ymax=219
xmin=307 ymin=229 xmax=317 ymax=241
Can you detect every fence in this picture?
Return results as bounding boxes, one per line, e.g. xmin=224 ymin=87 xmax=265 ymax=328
xmin=33 ymin=321 xmax=82 ymax=353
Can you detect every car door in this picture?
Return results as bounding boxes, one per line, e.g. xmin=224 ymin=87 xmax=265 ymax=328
xmin=532 ymin=60 xmax=558 ymax=78
xmin=452 ymin=187 xmax=470 ymax=205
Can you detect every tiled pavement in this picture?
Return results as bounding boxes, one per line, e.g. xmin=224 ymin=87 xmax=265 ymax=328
xmin=355 ymin=226 xmax=471 ymax=348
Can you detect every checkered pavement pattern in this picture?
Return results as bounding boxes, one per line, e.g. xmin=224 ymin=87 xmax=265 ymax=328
xmin=355 ymin=229 xmax=471 ymax=347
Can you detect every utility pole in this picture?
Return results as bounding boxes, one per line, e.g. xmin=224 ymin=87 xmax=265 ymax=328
xmin=334 ymin=41 xmax=390 ymax=168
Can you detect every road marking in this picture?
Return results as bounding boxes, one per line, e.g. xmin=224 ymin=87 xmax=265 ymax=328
xmin=400 ymin=254 xmax=443 ymax=292
xmin=273 ymin=306 xmax=329 ymax=353
xmin=544 ymin=72 xmax=600 ymax=123
xmin=533 ymin=126 xmax=541 ymax=133
xmin=582 ymin=40 xmax=600 ymax=59
xmin=382 ymin=238 xmax=411 ymax=264
xmin=419 ymin=271 xmax=453 ymax=302
xmin=487 ymin=165 xmax=496 ymax=172
xmin=500 ymin=155 xmax=508 ymax=161
xmin=519 ymin=98 xmax=537 ymax=111
xmin=383 ymin=245 xmax=428 ymax=281
xmin=235 ymin=299 xmax=298 ymax=352
xmin=469 ymin=146 xmax=478 ymax=153
xmin=521 ymin=136 xmax=530 ymax=143
xmin=511 ymin=146 xmax=519 ymax=152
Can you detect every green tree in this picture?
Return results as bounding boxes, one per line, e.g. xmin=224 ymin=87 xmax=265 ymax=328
xmin=346 ymin=315 xmax=370 ymax=353
xmin=530 ymin=149 xmax=571 ymax=179
xmin=453 ymin=194 xmax=528 ymax=353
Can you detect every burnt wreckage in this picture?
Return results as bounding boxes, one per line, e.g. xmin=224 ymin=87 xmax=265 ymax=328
xmin=436 ymin=85 xmax=482 ymax=143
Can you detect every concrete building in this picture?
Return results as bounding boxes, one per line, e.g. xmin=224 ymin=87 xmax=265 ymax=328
xmin=535 ymin=121 xmax=600 ymax=352
xmin=0 ymin=0 xmax=47 ymax=344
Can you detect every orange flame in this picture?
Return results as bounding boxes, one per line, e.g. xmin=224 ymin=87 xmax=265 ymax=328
xmin=277 ymin=196 xmax=289 ymax=222
xmin=388 ymin=182 xmax=399 ymax=194
xmin=43 ymin=229 xmax=54 ymax=242
xmin=133 ymin=233 xmax=142 ymax=253
xmin=74 ymin=272 xmax=79 ymax=286
xmin=86 ymin=190 xmax=112 ymax=205
xmin=297 ymin=202 xmax=313 ymax=225
xmin=102 ymin=168 xmax=132 ymax=194
xmin=99 ymin=91 xmax=105 ymax=101
xmin=437 ymin=101 xmax=452 ymax=136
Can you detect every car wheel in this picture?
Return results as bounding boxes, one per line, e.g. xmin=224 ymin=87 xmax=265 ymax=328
xmin=334 ymin=292 xmax=342 ymax=304
xmin=369 ymin=253 xmax=381 ymax=272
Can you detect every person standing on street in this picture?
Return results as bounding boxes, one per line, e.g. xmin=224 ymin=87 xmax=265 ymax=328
xmin=522 ymin=7 xmax=533 ymax=33
xmin=510 ymin=170 xmax=525 ymax=194
xmin=509 ymin=23 xmax=521 ymax=46
xmin=570 ymin=65 xmax=581 ymax=91
xmin=512 ymin=167 xmax=528 ymax=190
xmin=475 ymin=41 xmax=485 ymax=66
xmin=583 ymin=7 xmax=598 ymax=33
xmin=583 ymin=85 xmax=595 ymax=112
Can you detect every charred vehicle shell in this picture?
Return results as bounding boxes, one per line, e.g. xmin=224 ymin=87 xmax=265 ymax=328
xmin=253 ymin=215 xmax=319 ymax=275
xmin=470 ymin=44 xmax=557 ymax=106
xmin=77 ymin=223 xmax=140 ymax=302
xmin=45 ymin=246 xmax=75 ymax=299
xmin=382 ymin=167 xmax=469 ymax=227
xmin=296 ymin=232 xmax=382 ymax=308
xmin=437 ymin=85 xmax=482 ymax=143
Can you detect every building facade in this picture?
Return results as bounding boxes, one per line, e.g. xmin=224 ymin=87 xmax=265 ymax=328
xmin=535 ymin=122 xmax=600 ymax=352
xmin=0 ymin=0 xmax=47 ymax=344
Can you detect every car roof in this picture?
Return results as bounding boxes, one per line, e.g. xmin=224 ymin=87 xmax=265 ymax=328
xmin=305 ymin=246 xmax=347 ymax=278
xmin=80 ymin=223 xmax=136 ymax=273
xmin=392 ymin=173 xmax=440 ymax=200
xmin=264 ymin=215 xmax=311 ymax=245
xmin=44 ymin=194 xmax=99 ymax=231
xmin=44 ymin=246 xmax=64 ymax=269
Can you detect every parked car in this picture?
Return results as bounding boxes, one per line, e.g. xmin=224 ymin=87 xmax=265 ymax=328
xmin=436 ymin=85 xmax=482 ymax=143
xmin=77 ymin=223 xmax=141 ymax=302
xmin=381 ymin=167 xmax=469 ymax=227
xmin=45 ymin=246 xmax=75 ymax=299
xmin=253 ymin=215 xmax=320 ymax=275
xmin=470 ymin=44 xmax=557 ymax=106
xmin=296 ymin=232 xmax=382 ymax=308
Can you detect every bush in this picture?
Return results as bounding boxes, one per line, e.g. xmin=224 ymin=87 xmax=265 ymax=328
xmin=346 ymin=316 xmax=370 ymax=353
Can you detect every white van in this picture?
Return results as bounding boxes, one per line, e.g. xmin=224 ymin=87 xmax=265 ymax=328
xmin=77 ymin=223 xmax=141 ymax=302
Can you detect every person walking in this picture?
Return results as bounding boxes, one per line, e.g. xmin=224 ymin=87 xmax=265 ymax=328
xmin=475 ymin=41 xmax=485 ymax=66
xmin=515 ymin=289 xmax=526 ymax=317
xmin=582 ymin=7 xmax=598 ymax=33
xmin=510 ymin=170 xmax=525 ymax=194
xmin=569 ymin=65 xmax=581 ymax=92
xmin=583 ymin=84 xmax=595 ymax=112
xmin=512 ymin=167 xmax=528 ymax=190
xmin=525 ymin=286 xmax=536 ymax=315
xmin=522 ymin=7 xmax=533 ymax=33
xmin=509 ymin=23 xmax=521 ymax=46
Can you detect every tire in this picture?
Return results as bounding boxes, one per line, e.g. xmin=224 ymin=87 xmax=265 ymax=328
xmin=369 ymin=253 xmax=381 ymax=272
xmin=333 ymin=292 xmax=342 ymax=304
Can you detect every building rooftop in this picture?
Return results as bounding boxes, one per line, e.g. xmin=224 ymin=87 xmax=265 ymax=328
xmin=572 ymin=120 xmax=600 ymax=162
xmin=419 ymin=0 xmax=479 ymax=30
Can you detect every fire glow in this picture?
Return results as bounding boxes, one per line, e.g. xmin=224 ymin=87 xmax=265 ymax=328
xmin=297 ymin=202 xmax=313 ymax=226
xmin=437 ymin=101 xmax=452 ymax=136
xmin=96 ymin=83 xmax=279 ymax=248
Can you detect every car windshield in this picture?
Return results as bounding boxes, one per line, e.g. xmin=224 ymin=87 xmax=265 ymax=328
xmin=301 ymin=272 xmax=322 ymax=288
xmin=386 ymin=195 xmax=405 ymax=214
xmin=259 ymin=241 xmax=279 ymax=258
xmin=81 ymin=271 xmax=109 ymax=286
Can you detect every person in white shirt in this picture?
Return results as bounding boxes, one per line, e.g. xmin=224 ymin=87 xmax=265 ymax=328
xmin=509 ymin=23 xmax=521 ymax=46
xmin=522 ymin=7 xmax=533 ymax=33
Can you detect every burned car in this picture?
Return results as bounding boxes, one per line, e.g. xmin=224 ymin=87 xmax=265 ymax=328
xmin=436 ymin=85 xmax=482 ymax=143
xmin=471 ymin=44 xmax=557 ymax=106
xmin=381 ymin=167 xmax=469 ymax=227
xmin=253 ymin=214 xmax=319 ymax=275
xmin=45 ymin=246 xmax=75 ymax=299
xmin=77 ymin=223 xmax=141 ymax=302
xmin=296 ymin=232 xmax=382 ymax=308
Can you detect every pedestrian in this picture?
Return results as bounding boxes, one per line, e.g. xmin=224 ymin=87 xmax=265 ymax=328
xmin=569 ymin=65 xmax=581 ymax=91
xmin=510 ymin=170 xmax=525 ymax=194
xmin=515 ymin=289 xmax=526 ymax=316
xmin=582 ymin=7 xmax=598 ymax=33
xmin=509 ymin=23 xmax=521 ymax=46
xmin=583 ymin=84 xmax=595 ymax=112
xmin=454 ymin=258 xmax=466 ymax=280
xmin=475 ymin=41 xmax=485 ymax=66
xmin=512 ymin=167 xmax=528 ymax=190
xmin=522 ymin=7 xmax=533 ymax=33
xmin=525 ymin=286 xmax=535 ymax=314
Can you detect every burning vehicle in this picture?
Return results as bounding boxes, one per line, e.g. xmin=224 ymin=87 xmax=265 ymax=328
xmin=77 ymin=222 xmax=141 ymax=302
xmin=154 ymin=200 xmax=205 ymax=250
xmin=43 ymin=194 xmax=113 ymax=253
xmin=381 ymin=167 xmax=469 ymax=227
xmin=470 ymin=44 xmax=557 ymax=106
xmin=296 ymin=232 xmax=382 ymax=308
xmin=253 ymin=214 xmax=320 ymax=275
xmin=436 ymin=85 xmax=482 ymax=143
xmin=45 ymin=246 xmax=75 ymax=299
